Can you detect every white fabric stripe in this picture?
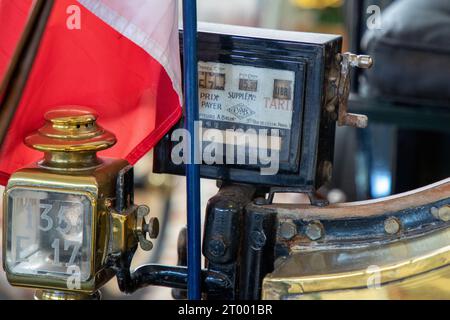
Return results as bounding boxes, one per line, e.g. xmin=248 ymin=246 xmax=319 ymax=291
xmin=78 ymin=0 xmax=182 ymax=103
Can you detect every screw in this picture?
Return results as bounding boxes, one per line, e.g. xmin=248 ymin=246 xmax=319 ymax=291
xmin=208 ymin=239 xmax=226 ymax=257
xmin=305 ymin=221 xmax=323 ymax=241
xmin=279 ymin=221 xmax=297 ymax=240
xmin=431 ymin=206 xmax=450 ymax=222
xmin=384 ymin=217 xmax=401 ymax=235
xmin=250 ymin=231 xmax=267 ymax=250
xmin=354 ymin=55 xmax=373 ymax=69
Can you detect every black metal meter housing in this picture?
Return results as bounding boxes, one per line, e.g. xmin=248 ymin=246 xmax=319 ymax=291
xmin=154 ymin=23 xmax=343 ymax=191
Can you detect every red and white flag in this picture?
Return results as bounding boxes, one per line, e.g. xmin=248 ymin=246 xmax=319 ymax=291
xmin=0 ymin=0 xmax=182 ymax=185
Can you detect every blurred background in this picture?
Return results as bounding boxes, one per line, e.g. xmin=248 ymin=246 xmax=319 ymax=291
xmin=1 ymin=0 xmax=450 ymax=299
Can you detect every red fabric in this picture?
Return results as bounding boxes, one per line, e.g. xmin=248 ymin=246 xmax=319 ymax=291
xmin=0 ymin=0 xmax=33 ymax=82
xmin=0 ymin=0 xmax=182 ymax=185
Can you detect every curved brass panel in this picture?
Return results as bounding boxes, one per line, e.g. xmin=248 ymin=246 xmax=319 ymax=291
xmin=263 ymin=227 xmax=450 ymax=299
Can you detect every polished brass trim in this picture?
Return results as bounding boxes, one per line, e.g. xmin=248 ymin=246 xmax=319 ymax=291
xmin=34 ymin=289 xmax=101 ymax=300
xmin=24 ymin=108 xmax=117 ymax=167
xmin=263 ymin=226 xmax=450 ymax=299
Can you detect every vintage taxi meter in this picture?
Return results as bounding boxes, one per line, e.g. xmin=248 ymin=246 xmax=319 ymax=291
xmin=3 ymin=108 xmax=158 ymax=299
xmin=154 ymin=23 xmax=371 ymax=190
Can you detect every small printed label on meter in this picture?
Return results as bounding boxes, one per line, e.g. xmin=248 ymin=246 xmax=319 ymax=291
xmin=198 ymin=62 xmax=295 ymax=131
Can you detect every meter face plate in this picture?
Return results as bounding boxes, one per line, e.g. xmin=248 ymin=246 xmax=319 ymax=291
xmin=5 ymin=188 xmax=93 ymax=282
xmin=198 ymin=60 xmax=305 ymax=171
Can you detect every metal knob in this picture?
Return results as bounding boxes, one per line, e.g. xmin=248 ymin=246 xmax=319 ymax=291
xmin=135 ymin=205 xmax=159 ymax=251
xmin=144 ymin=217 xmax=160 ymax=239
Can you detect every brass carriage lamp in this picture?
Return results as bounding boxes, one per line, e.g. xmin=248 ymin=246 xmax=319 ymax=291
xmin=2 ymin=107 xmax=158 ymax=299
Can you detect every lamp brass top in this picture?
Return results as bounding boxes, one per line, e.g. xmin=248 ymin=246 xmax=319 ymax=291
xmin=25 ymin=107 xmax=116 ymax=153
xmin=24 ymin=107 xmax=116 ymax=169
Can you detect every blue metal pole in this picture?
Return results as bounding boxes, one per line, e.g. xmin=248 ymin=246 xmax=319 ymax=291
xmin=182 ymin=0 xmax=202 ymax=300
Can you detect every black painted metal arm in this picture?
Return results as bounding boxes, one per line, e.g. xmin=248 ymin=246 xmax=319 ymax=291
xmin=108 ymin=249 xmax=231 ymax=296
xmin=126 ymin=264 xmax=232 ymax=295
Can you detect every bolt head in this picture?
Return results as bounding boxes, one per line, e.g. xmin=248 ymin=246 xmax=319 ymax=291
xmin=279 ymin=222 xmax=297 ymax=240
xmin=432 ymin=206 xmax=450 ymax=222
xmin=208 ymin=239 xmax=226 ymax=257
xmin=250 ymin=231 xmax=267 ymax=250
xmin=305 ymin=222 xmax=323 ymax=241
xmin=384 ymin=217 xmax=401 ymax=235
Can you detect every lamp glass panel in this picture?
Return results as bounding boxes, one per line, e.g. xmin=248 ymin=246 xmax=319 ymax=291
xmin=6 ymin=189 xmax=92 ymax=282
